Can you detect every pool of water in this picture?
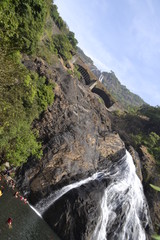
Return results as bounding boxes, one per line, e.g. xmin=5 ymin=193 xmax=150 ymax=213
xmin=0 ymin=175 xmax=60 ymax=240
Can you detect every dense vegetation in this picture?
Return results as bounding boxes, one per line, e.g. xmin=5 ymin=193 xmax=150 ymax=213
xmin=53 ymin=34 xmax=73 ymax=61
xmin=50 ymin=4 xmax=67 ymax=31
xmin=0 ymin=49 xmax=54 ymax=167
xmin=0 ymin=0 xmax=56 ymax=167
xmin=0 ymin=0 xmax=51 ymax=54
xmin=49 ymin=3 xmax=78 ymax=61
xmin=0 ymin=0 xmax=79 ymax=168
xmin=133 ymin=106 xmax=160 ymax=164
xmin=112 ymin=105 xmax=160 ymax=166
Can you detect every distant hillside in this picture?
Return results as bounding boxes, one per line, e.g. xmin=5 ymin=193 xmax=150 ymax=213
xmin=77 ymin=47 xmax=93 ymax=65
xmin=102 ymin=71 xmax=145 ymax=109
xmin=77 ymin=47 xmax=146 ymax=110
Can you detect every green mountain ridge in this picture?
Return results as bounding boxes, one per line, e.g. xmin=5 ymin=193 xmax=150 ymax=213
xmin=102 ymin=71 xmax=145 ymax=109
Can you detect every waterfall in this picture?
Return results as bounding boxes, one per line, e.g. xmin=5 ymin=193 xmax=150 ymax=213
xmin=35 ymin=171 xmax=104 ymax=214
xmin=93 ymin=151 xmax=150 ymax=240
xmin=35 ymin=150 xmax=151 ymax=239
xmin=99 ymin=74 xmax=104 ymax=82
xmin=29 ymin=204 xmax=42 ymax=218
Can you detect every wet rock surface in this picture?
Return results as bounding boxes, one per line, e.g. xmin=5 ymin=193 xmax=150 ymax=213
xmin=16 ymin=58 xmax=125 ymax=206
xmin=15 ymin=57 xmax=155 ymax=239
xmin=43 ymin=180 xmax=106 ymax=240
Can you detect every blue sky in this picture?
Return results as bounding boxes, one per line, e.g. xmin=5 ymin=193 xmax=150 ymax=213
xmin=54 ymin=0 xmax=160 ymax=106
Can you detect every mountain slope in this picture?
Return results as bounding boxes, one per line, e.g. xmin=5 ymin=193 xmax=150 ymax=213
xmin=102 ymin=71 xmax=145 ymax=109
xmin=77 ymin=47 xmax=146 ymax=110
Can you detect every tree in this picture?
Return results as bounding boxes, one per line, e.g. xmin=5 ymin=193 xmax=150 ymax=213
xmin=53 ymin=34 xmax=72 ymax=60
xmin=67 ymin=31 xmax=78 ymax=49
xmin=0 ymin=0 xmax=48 ymax=53
xmin=0 ymin=49 xmax=54 ymax=166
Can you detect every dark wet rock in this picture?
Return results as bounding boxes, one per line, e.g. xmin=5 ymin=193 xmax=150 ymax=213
xmin=128 ymin=146 xmax=143 ymax=181
xmin=43 ymin=180 xmax=106 ymax=240
xmin=16 ymin=57 xmax=125 ymax=205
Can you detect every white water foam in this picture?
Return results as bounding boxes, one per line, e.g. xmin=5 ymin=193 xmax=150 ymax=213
xmin=35 ymin=171 xmax=104 ymax=214
xmin=29 ymin=204 xmax=42 ymax=218
xmin=35 ymin=150 xmax=151 ymax=239
xmin=93 ymin=151 xmax=149 ymax=240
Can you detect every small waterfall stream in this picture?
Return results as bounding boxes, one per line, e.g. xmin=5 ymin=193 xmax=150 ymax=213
xmin=35 ymin=150 xmax=151 ymax=240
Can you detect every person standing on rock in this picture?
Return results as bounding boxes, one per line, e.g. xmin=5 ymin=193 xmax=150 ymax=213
xmin=7 ymin=218 xmax=13 ymax=229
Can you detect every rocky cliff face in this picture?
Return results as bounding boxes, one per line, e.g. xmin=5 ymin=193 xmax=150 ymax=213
xmin=140 ymin=146 xmax=160 ymax=233
xmin=110 ymin=112 xmax=160 ymax=233
xmin=16 ymin=57 xmax=125 ymax=206
xmin=43 ymin=180 xmax=106 ymax=240
xmin=15 ymin=56 xmax=160 ymax=239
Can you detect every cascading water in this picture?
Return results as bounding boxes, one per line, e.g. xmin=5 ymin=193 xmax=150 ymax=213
xmin=92 ymin=151 xmax=150 ymax=240
xmin=35 ymin=171 xmax=103 ymax=214
xmin=35 ymin=150 xmax=151 ymax=240
xmin=99 ymin=73 xmax=104 ymax=82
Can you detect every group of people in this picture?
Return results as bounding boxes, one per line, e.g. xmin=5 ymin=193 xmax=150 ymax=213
xmin=14 ymin=191 xmax=28 ymax=204
xmin=0 ymin=173 xmax=28 ymax=229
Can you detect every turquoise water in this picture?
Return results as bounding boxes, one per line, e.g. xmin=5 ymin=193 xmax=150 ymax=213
xmin=0 ymin=176 xmax=60 ymax=240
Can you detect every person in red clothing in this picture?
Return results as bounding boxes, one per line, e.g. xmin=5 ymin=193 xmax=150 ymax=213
xmin=7 ymin=218 xmax=12 ymax=229
xmin=20 ymin=196 xmax=24 ymax=201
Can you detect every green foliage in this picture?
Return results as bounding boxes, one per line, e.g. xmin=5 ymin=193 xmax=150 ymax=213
xmin=50 ymin=4 xmax=67 ymax=31
xmin=150 ymin=184 xmax=160 ymax=192
xmin=0 ymin=0 xmax=49 ymax=53
xmin=131 ymin=105 xmax=160 ymax=163
xmin=73 ymin=66 xmax=81 ymax=80
xmin=98 ymin=97 xmax=104 ymax=105
xmin=152 ymin=235 xmax=160 ymax=240
xmin=0 ymin=0 xmax=79 ymax=167
xmin=67 ymin=69 xmax=73 ymax=75
xmin=139 ymin=105 xmax=160 ymax=126
xmin=0 ymin=49 xmax=54 ymax=166
xmin=67 ymin=31 xmax=78 ymax=49
xmin=133 ymin=131 xmax=160 ymax=163
xmin=113 ymin=110 xmax=122 ymax=116
xmin=37 ymin=76 xmax=55 ymax=111
xmin=1 ymin=120 xmax=42 ymax=166
xmin=50 ymin=4 xmax=59 ymax=22
xmin=132 ymin=133 xmax=143 ymax=146
xmin=101 ymin=71 xmax=145 ymax=109
xmin=53 ymin=34 xmax=72 ymax=61
xmin=67 ymin=66 xmax=81 ymax=80
xmin=150 ymin=184 xmax=160 ymax=239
